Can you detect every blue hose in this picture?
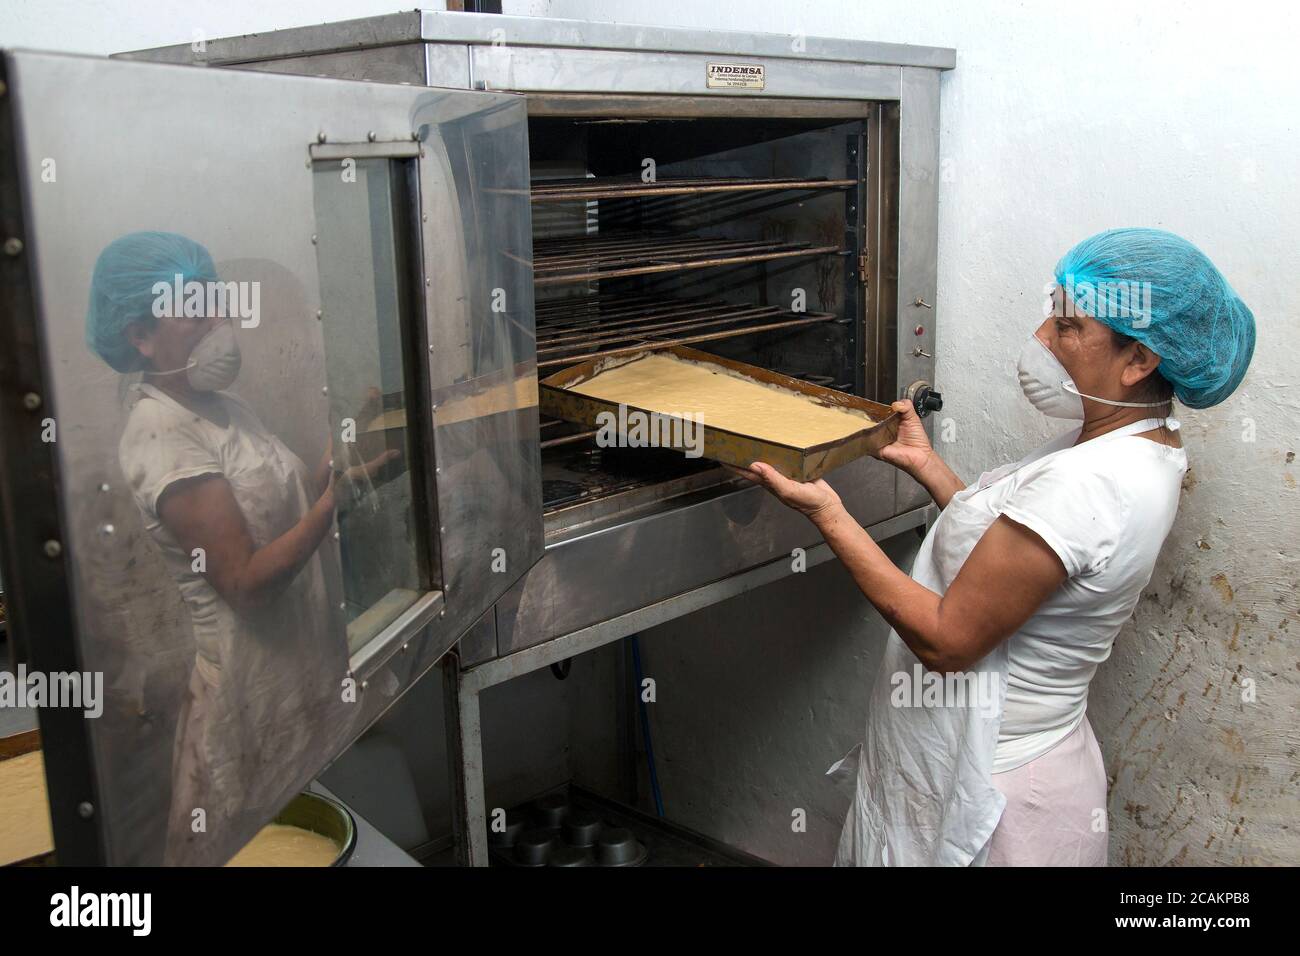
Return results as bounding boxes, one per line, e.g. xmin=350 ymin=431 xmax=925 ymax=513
xmin=630 ymin=635 xmax=664 ymax=818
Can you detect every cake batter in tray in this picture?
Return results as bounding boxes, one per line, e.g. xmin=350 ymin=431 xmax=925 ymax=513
xmin=540 ymin=346 xmax=900 ymax=481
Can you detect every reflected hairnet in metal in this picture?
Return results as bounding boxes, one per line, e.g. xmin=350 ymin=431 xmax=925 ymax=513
xmin=86 ymin=231 xmax=219 ymax=372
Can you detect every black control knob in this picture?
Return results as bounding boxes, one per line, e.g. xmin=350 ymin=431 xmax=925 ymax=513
xmin=904 ymin=381 xmax=944 ymax=419
xmin=916 ymin=387 xmax=943 ymax=417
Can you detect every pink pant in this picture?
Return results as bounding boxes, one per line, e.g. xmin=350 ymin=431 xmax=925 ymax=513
xmin=985 ymin=717 xmax=1109 ymax=866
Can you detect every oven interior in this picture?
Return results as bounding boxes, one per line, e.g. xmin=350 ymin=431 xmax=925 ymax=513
xmin=528 ymin=113 xmax=879 ymax=534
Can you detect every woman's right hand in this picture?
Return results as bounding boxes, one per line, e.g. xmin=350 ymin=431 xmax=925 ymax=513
xmin=875 ymin=400 xmax=936 ymax=476
xmin=345 ymin=448 xmax=401 ymax=483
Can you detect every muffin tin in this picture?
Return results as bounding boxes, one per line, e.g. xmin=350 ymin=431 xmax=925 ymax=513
xmin=488 ymin=793 xmax=648 ymax=867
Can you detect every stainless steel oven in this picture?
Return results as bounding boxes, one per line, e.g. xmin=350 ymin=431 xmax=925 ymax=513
xmin=0 ymin=10 xmax=951 ymax=864
xmin=120 ymin=10 xmax=952 ymax=661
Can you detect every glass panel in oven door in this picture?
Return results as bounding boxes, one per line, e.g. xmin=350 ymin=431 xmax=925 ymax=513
xmin=311 ymin=157 xmax=428 ymax=659
xmin=0 ymin=50 xmax=540 ymax=865
xmin=413 ymin=88 xmax=545 ymax=648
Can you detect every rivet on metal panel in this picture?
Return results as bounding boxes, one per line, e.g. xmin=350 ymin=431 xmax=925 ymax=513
xmin=367 ymin=131 xmax=376 ymax=142
xmin=21 ymin=392 xmax=41 ymax=411
xmin=435 ymin=467 xmax=441 ymax=474
xmin=339 ymin=602 xmax=346 ymax=611
xmin=361 ymin=680 xmax=368 ymax=691
xmin=99 ymin=524 xmax=114 ymax=537
xmin=311 ymin=234 xmax=318 ymax=245
xmin=4 ymin=237 xmax=24 ymax=256
xmin=321 ymin=386 xmax=328 ymax=395
xmin=316 ymin=132 xmax=327 ymax=144
xmin=333 ymin=530 xmax=340 ymax=541
xmin=77 ymin=802 xmax=94 ymax=819
xmin=43 ymin=540 xmax=61 ymax=558
xmin=316 ymin=310 xmax=323 ymax=320
xmin=327 ymin=459 xmax=335 ymax=469
xmin=98 ymin=483 xmax=110 ymax=493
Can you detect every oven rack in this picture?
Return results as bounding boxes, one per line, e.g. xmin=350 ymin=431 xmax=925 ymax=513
xmin=531 ymin=232 xmax=842 ymax=286
xmin=530 ymin=175 xmax=857 ymax=203
xmin=535 ymin=291 xmax=835 ymax=369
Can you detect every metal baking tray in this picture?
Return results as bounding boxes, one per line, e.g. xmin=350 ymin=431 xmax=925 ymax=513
xmin=539 ymin=345 xmax=900 ymax=481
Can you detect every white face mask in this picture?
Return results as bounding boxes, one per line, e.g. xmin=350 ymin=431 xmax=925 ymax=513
xmin=1016 ymin=334 xmax=1169 ymax=420
xmin=151 ymin=320 xmax=242 ymax=391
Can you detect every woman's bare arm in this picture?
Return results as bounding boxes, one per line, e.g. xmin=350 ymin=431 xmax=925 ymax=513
xmin=809 ymin=504 xmax=1066 ymax=671
xmin=734 ymin=464 xmax=1066 ymax=672
xmin=876 ymin=400 xmax=966 ymax=509
xmin=903 ymin=448 xmax=968 ymax=511
xmin=157 ymin=474 xmax=336 ymax=613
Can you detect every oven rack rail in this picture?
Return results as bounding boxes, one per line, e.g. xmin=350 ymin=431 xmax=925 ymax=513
xmin=534 ymin=291 xmax=835 ymax=369
xmin=530 ymin=175 xmax=857 ymax=203
xmin=531 ymin=232 xmax=842 ymax=287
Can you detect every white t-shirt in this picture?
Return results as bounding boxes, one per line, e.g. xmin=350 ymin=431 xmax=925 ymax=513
xmin=958 ymin=420 xmax=1187 ymax=773
xmin=117 ymin=383 xmax=349 ymax=841
xmin=118 ymin=384 xmax=328 ymax=675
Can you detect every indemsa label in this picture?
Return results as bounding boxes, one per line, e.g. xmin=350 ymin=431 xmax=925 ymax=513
xmin=706 ymin=63 xmax=765 ymax=90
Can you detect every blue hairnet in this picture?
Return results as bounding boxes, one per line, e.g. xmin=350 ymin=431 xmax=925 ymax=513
xmin=86 ymin=231 xmax=219 ymax=373
xmin=1054 ymin=228 xmax=1255 ymax=408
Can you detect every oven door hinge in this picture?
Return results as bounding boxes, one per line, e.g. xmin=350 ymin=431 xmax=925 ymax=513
xmin=858 ymin=252 xmax=870 ymax=284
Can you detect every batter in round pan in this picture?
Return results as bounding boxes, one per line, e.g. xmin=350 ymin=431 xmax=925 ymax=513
xmin=224 ymin=823 xmax=340 ymax=867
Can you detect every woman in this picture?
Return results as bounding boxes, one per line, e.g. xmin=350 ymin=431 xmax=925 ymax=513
xmin=86 ymin=231 xmax=392 ymax=863
xmin=737 ymin=228 xmax=1254 ymax=866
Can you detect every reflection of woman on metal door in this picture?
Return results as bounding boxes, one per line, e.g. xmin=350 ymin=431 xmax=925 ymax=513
xmin=86 ymin=232 xmax=391 ymax=863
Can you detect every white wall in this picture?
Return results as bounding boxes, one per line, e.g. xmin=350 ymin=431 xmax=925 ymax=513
xmin=528 ymin=0 xmax=1299 ymax=865
xmin=5 ymin=0 xmax=1296 ymax=865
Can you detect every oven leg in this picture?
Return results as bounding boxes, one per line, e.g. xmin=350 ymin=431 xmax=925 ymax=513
xmin=442 ymin=652 xmax=489 ymax=867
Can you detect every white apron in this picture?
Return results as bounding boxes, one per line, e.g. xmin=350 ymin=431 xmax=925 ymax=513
xmin=833 ymin=418 xmax=1169 ymax=866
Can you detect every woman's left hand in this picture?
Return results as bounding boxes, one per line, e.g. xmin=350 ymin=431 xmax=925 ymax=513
xmin=727 ymin=462 xmax=842 ymax=520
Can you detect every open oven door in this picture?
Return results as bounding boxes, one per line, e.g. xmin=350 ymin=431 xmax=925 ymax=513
xmin=0 ymin=49 xmax=541 ymax=865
